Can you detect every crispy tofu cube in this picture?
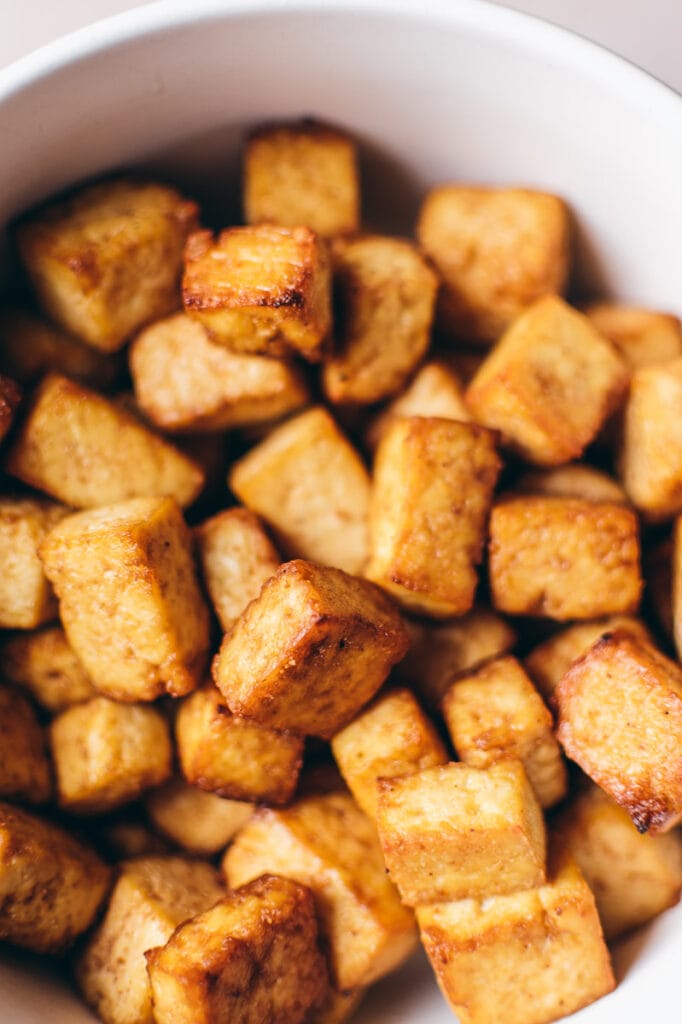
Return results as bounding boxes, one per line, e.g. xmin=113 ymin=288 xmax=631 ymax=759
xmin=331 ymin=688 xmax=448 ymax=820
xmin=76 ymin=856 xmax=224 ymax=1024
xmin=417 ymin=843 xmax=614 ymax=1024
xmin=130 ymin=312 xmax=309 ymax=433
xmin=557 ymin=630 xmax=682 ymax=833
xmin=488 ymin=497 xmax=642 ymax=619
xmin=6 ymin=373 xmax=204 ymax=509
xmin=195 ymin=507 xmax=280 ymax=633
xmin=39 ymin=496 xmax=210 ymax=701
xmin=416 ymin=186 xmax=570 ymax=342
xmin=515 ymin=463 xmax=627 ymax=504
xmin=183 ymin=226 xmax=331 ymax=362
xmin=441 ymin=656 xmax=566 ymax=808
xmin=244 ymin=120 xmax=359 ymax=237
xmin=466 ymin=296 xmax=628 ymax=465
xmin=17 ymin=178 xmax=198 ymax=352
xmin=145 ymin=778 xmax=253 ymax=855
xmin=0 ymin=801 xmax=110 ymax=954
xmin=377 ymin=760 xmax=546 ymax=906
xmin=555 ymin=783 xmax=682 ymax=939
xmin=585 ymin=302 xmax=682 ymax=368
xmin=0 ymin=684 xmax=51 ymax=803
xmin=50 ymin=696 xmax=172 ymax=814
xmin=1 ymin=625 xmax=97 ymax=712
xmin=366 ymin=418 xmax=500 ymax=618
xmin=147 ymin=874 xmax=328 ymax=1024
xmin=213 ymin=559 xmax=408 ymax=739
xmin=323 ymin=235 xmax=438 ymax=404
xmin=0 ymin=374 xmax=21 ymax=443
xmin=229 ymin=406 xmax=370 ymax=575
xmin=176 ymin=682 xmax=303 ymax=804
xmin=0 ymin=496 xmax=66 ymax=628
xmin=223 ymin=791 xmax=417 ymax=990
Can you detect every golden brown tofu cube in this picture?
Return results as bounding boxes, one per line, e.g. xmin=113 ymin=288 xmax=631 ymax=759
xmin=331 ymin=688 xmax=448 ymax=820
xmin=147 ymin=874 xmax=328 ymax=1024
xmin=223 ymin=791 xmax=417 ymax=990
xmin=0 ymin=801 xmax=110 ymax=954
xmin=441 ymin=656 xmax=566 ymax=808
xmin=416 ymin=186 xmax=570 ymax=343
xmin=6 ymin=373 xmax=204 ymax=509
xmin=466 ymin=296 xmax=628 ymax=465
xmin=366 ymin=417 xmax=500 ymax=617
xmin=488 ymin=497 xmax=642 ymax=619
xmin=176 ymin=682 xmax=303 ymax=805
xmin=417 ymin=843 xmax=614 ymax=1024
xmin=195 ymin=507 xmax=280 ymax=633
xmin=183 ymin=226 xmax=331 ymax=362
xmin=76 ymin=855 xmax=224 ymax=1024
xmin=229 ymin=406 xmax=370 ymax=575
xmin=244 ymin=120 xmax=359 ymax=237
xmin=377 ymin=760 xmax=546 ymax=906
xmin=323 ymin=235 xmax=438 ymax=405
xmin=585 ymin=302 xmax=682 ymax=368
xmin=0 ymin=496 xmax=65 ymax=629
xmin=555 ymin=783 xmax=682 ymax=939
xmin=514 ymin=463 xmax=627 ymax=504
xmin=1 ymin=625 xmax=97 ymax=712
xmin=39 ymin=496 xmax=210 ymax=701
xmin=145 ymin=777 xmax=253 ymax=856
xmin=0 ymin=684 xmax=51 ymax=803
xmin=17 ymin=178 xmax=198 ymax=352
xmin=557 ymin=630 xmax=682 ymax=834
xmin=213 ymin=559 xmax=408 ymax=739
xmin=50 ymin=696 xmax=172 ymax=814
xmin=395 ymin=607 xmax=516 ymax=707
xmin=130 ymin=312 xmax=309 ymax=433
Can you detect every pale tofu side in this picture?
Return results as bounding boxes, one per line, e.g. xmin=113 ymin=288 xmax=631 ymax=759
xmin=0 ymin=496 xmax=66 ymax=629
xmin=585 ymin=303 xmax=682 ymax=368
xmin=144 ymin=778 xmax=254 ymax=856
xmin=0 ymin=684 xmax=52 ymax=803
xmin=514 ymin=463 xmax=627 ymax=504
xmin=1 ymin=625 xmax=97 ymax=712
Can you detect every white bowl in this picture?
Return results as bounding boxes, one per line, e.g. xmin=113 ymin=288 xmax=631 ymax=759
xmin=0 ymin=2 xmax=681 ymax=1022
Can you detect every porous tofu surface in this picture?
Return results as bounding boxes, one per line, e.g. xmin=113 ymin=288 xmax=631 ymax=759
xmin=0 ymin=495 xmax=66 ymax=629
xmin=557 ymin=630 xmax=682 ymax=834
xmin=1 ymin=625 xmax=97 ymax=712
xmin=515 ymin=463 xmax=627 ymax=504
xmin=416 ymin=186 xmax=570 ymax=342
xmin=146 ymin=874 xmax=329 ymax=1024
xmin=488 ymin=497 xmax=642 ymax=619
xmin=367 ymin=417 xmax=500 ymax=617
xmin=223 ymin=792 xmax=417 ymax=991
xmin=0 ymin=683 xmax=51 ymax=804
xmin=229 ymin=406 xmax=370 ymax=575
xmin=376 ymin=760 xmax=546 ymax=906
xmin=213 ymin=559 xmax=409 ymax=738
xmin=144 ymin=777 xmax=253 ymax=856
xmin=585 ymin=302 xmax=682 ymax=368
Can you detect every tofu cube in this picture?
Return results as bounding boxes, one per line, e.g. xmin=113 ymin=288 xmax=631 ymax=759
xmin=0 ymin=496 xmax=66 ymax=628
xmin=416 ymin=185 xmax=570 ymax=342
xmin=366 ymin=417 xmax=500 ymax=618
xmin=130 ymin=312 xmax=309 ymax=433
xmin=17 ymin=178 xmax=197 ymax=352
xmin=1 ymin=625 xmax=97 ymax=712
xmin=315 ymin=987 xmax=366 ymax=1024
xmin=0 ymin=684 xmax=51 ymax=803
xmin=39 ymin=496 xmax=210 ymax=701
xmin=466 ymin=296 xmax=629 ymax=465
xmin=147 ymin=874 xmax=328 ymax=1024
xmin=555 ymin=783 xmax=682 ymax=939
xmin=585 ymin=302 xmax=682 ymax=368
xmin=331 ymin=688 xmax=448 ymax=819
xmin=244 ymin=120 xmax=359 ymax=237
xmin=50 ymin=696 xmax=172 ymax=814
xmin=175 ymin=682 xmax=303 ymax=805
xmin=229 ymin=406 xmax=370 ymax=575
xmin=488 ymin=497 xmax=642 ymax=619
xmin=76 ymin=856 xmax=224 ymax=1024
xmin=441 ymin=656 xmax=567 ymax=808
xmin=515 ymin=463 xmax=626 ymax=504
xmin=0 ymin=801 xmax=111 ymax=954
xmin=223 ymin=791 xmax=417 ymax=990
xmin=195 ymin=507 xmax=280 ymax=633
xmin=144 ymin=778 xmax=253 ymax=856
xmin=183 ymin=226 xmax=331 ymax=362
xmin=417 ymin=843 xmax=614 ymax=1024
xmin=6 ymin=373 xmax=204 ymax=509
xmin=213 ymin=559 xmax=408 ymax=739
xmin=376 ymin=760 xmax=546 ymax=906
xmin=557 ymin=630 xmax=682 ymax=833
xmin=323 ymin=235 xmax=438 ymax=404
